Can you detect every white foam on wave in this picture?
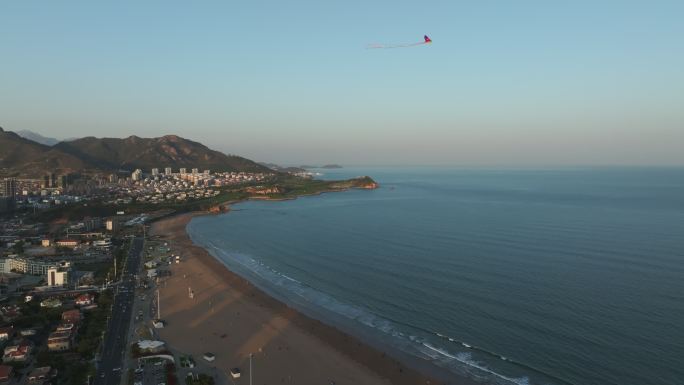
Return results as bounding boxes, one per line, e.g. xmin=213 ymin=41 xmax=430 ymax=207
xmin=195 ymin=234 xmax=535 ymax=385
xmin=421 ymin=342 xmax=530 ymax=385
xmin=435 ymin=331 xmax=465 ymax=345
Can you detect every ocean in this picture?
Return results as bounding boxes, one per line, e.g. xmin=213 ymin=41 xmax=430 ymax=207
xmin=187 ymin=167 xmax=684 ymax=385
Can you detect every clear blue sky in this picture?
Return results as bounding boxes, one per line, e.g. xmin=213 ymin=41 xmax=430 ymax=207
xmin=1 ymin=1 xmax=682 ymax=166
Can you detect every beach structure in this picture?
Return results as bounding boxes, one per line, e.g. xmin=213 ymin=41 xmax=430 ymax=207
xmin=137 ymin=340 xmax=165 ymax=354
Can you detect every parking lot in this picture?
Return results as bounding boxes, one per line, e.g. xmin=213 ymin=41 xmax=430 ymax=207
xmin=135 ymin=357 xmax=169 ymax=385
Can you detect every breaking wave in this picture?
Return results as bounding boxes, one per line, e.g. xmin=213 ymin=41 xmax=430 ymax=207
xmin=187 ymin=229 xmax=571 ymax=385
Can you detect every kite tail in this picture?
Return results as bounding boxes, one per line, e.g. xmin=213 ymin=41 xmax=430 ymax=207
xmin=366 ymin=42 xmax=427 ymax=49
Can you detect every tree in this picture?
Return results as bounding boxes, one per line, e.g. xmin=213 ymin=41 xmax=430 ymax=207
xmin=11 ymin=241 xmax=24 ymax=254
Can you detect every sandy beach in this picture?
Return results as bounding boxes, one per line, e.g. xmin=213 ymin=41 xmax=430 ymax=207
xmin=150 ymin=212 xmax=468 ymax=385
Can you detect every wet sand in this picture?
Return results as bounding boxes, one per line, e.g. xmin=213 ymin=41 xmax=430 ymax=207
xmin=151 ymin=212 xmax=472 ymax=385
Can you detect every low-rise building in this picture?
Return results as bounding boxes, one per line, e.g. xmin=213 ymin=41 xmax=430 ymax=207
xmin=2 ymin=341 xmax=32 ymax=362
xmin=20 ymin=329 xmax=37 ymax=337
xmin=0 ymin=365 xmax=12 ymax=382
xmin=75 ymin=293 xmax=94 ymax=306
xmin=47 ymin=325 xmax=75 ymax=352
xmin=55 ymin=239 xmax=79 ymax=248
xmin=92 ymin=238 xmax=112 ymax=248
xmin=27 ymin=366 xmax=53 ymax=384
xmin=0 ymin=327 xmax=14 ymax=342
xmin=62 ymin=309 xmax=81 ymax=324
xmin=40 ymin=298 xmax=62 ymax=308
xmin=0 ymin=257 xmax=70 ymax=276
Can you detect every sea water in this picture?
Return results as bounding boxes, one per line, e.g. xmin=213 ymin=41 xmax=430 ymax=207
xmin=187 ymin=167 xmax=684 ymax=385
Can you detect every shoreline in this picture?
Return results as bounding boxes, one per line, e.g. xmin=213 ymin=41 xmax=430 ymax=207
xmin=151 ymin=209 xmax=478 ymax=385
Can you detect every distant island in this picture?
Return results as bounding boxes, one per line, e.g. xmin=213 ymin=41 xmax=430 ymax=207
xmin=258 ymin=162 xmax=307 ymax=173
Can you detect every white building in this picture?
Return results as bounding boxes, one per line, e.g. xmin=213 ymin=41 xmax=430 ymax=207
xmin=47 ymin=267 xmax=69 ymax=286
xmin=106 ymin=219 xmax=118 ymax=232
xmin=93 ymin=239 xmax=112 ymax=248
xmin=151 ymin=168 xmax=159 ymax=176
xmin=0 ymin=257 xmax=69 ymax=276
xmin=164 ymin=167 xmax=172 ymax=176
xmin=131 ymin=169 xmax=142 ymax=181
xmin=180 ymin=168 xmax=187 ymax=175
xmin=191 ymin=168 xmax=199 ymax=174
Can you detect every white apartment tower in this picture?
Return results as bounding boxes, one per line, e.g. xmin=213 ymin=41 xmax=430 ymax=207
xmin=47 ymin=267 xmax=69 ymax=286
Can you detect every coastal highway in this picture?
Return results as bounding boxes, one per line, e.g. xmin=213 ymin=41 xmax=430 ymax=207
xmin=95 ymin=237 xmax=144 ymax=385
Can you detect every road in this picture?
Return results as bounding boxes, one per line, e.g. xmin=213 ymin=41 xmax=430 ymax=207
xmin=95 ymin=237 xmax=144 ymax=385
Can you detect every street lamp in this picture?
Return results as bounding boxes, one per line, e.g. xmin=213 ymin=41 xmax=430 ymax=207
xmin=249 ymin=353 xmax=253 ymax=385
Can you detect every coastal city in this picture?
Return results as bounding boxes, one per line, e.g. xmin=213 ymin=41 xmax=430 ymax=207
xmin=0 ymin=168 xmax=275 ymax=214
xmin=0 ymin=156 xmax=378 ymax=385
xmin=0 ymin=166 xmax=234 ymax=385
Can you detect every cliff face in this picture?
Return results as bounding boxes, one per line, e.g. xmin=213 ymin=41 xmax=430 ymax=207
xmin=209 ymin=204 xmax=230 ymax=213
xmin=358 ymin=180 xmax=379 ymax=189
xmin=351 ymin=176 xmax=379 ymax=189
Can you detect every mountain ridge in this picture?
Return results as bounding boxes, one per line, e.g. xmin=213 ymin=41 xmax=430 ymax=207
xmin=16 ymin=130 xmax=61 ymax=146
xmin=0 ymin=127 xmax=272 ymax=177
